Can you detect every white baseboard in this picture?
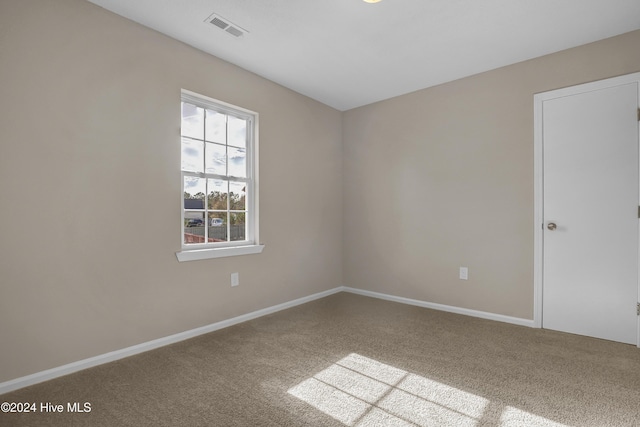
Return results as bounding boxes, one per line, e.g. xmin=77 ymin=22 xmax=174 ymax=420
xmin=1 ymin=285 xmax=534 ymax=395
xmin=342 ymin=287 xmax=535 ymax=328
xmin=0 ymin=286 xmax=344 ymax=395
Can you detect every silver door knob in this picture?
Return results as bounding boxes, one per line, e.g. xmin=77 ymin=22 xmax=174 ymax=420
xmin=547 ymin=222 xmax=557 ymax=231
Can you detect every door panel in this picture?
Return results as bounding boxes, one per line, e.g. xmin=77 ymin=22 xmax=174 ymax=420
xmin=542 ymin=82 xmax=639 ymax=344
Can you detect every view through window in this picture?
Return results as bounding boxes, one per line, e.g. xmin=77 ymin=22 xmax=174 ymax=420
xmin=180 ymin=91 xmax=257 ymax=249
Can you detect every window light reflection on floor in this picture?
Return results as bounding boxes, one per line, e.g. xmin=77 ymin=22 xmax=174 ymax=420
xmin=499 ymin=407 xmax=568 ymax=427
xmin=287 ymin=353 xmax=567 ymax=427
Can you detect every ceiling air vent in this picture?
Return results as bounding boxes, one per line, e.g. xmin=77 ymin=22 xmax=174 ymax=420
xmin=210 ymin=16 xmax=229 ymax=30
xmin=205 ymin=13 xmax=248 ymax=38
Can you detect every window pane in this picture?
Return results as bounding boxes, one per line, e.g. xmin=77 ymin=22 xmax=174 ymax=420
xmin=181 ymin=138 xmax=204 ymax=173
xmin=181 ymin=102 xmax=204 ymax=140
xmin=184 ymin=176 xmax=206 ymax=202
xmin=205 ymin=110 xmax=226 ymax=143
xmin=205 ymin=142 xmax=226 ymax=175
xmin=228 ymin=146 xmax=246 ymax=178
xmin=183 ymin=212 xmax=205 ymax=245
xmin=229 ymin=181 xmax=246 ymax=211
xmin=228 ymin=116 xmax=247 ymax=148
xmin=208 ymin=213 xmax=228 ymax=242
xmin=207 ymin=179 xmax=228 ymax=211
xmin=230 ymin=213 xmax=246 ymax=242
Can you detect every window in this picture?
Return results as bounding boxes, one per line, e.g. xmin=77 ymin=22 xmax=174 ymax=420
xmin=176 ymin=90 xmax=263 ymax=261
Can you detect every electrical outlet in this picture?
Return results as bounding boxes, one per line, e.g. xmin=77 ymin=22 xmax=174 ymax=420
xmin=231 ymin=272 xmax=239 ymax=287
xmin=459 ymin=267 xmax=468 ymax=280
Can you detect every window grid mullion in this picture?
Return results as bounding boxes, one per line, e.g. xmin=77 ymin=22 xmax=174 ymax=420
xmin=225 ymin=115 xmax=230 ymax=242
xmin=203 ymin=111 xmax=209 ymax=243
xmin=182 ymin=171 xmax=248 ymax=183
xmin=226 ymin=180 xmax=231 ymax=242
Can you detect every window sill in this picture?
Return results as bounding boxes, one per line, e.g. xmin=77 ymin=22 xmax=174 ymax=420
xmin=176 ymin=244 xmax=265 ymax=262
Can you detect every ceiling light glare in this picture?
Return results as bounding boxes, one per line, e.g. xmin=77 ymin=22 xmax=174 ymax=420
xmin=363 ymin=0 xmax=382 ymax=3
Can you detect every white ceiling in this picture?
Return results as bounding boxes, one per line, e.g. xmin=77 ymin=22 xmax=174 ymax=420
xmin=87 ymin=0 xmax=640 ymax=111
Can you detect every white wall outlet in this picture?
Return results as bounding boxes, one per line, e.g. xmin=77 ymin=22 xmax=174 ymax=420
xmin=459 ymin=267 xmax=468 ymax=280
xmin=231 ymin=272 xmax=239 ymax=287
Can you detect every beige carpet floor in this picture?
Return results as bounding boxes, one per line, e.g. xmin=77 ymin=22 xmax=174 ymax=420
xmin=1 ymin=292 xmax=639 ymax=426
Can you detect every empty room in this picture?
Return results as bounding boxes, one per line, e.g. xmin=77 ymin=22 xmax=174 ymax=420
xmin=1 ymin=0 xmax=640 ymax=426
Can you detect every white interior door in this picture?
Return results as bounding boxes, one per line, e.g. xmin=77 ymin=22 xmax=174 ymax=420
xmin=541 ymin=79 xmax=639 ymax=345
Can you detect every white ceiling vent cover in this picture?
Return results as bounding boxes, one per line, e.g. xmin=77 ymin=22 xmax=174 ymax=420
xmin=205 ymin=13 xmax=248 ymax=38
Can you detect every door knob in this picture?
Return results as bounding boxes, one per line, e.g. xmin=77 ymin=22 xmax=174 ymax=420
xmin=547 ymin=222 xmax=557 ymax=231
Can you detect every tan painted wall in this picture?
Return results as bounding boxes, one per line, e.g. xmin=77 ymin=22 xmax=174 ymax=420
xmin=2 ymin=0 xmax=639 ymax=386
xmin=343 ymin=30 xmax=640 ymax=320
xmin=0 ymin=0 xmax=343 ymax=383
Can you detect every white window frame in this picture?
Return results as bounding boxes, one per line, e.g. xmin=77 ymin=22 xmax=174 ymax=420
xmin=176 ymin=89 xmax=263 ymax=262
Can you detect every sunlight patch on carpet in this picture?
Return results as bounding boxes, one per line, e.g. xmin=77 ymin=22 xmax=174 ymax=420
xmin=288 ymin=353 xmax=488 ymax=426
xmin=500 ymin=406 xmax=569 ymax=427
